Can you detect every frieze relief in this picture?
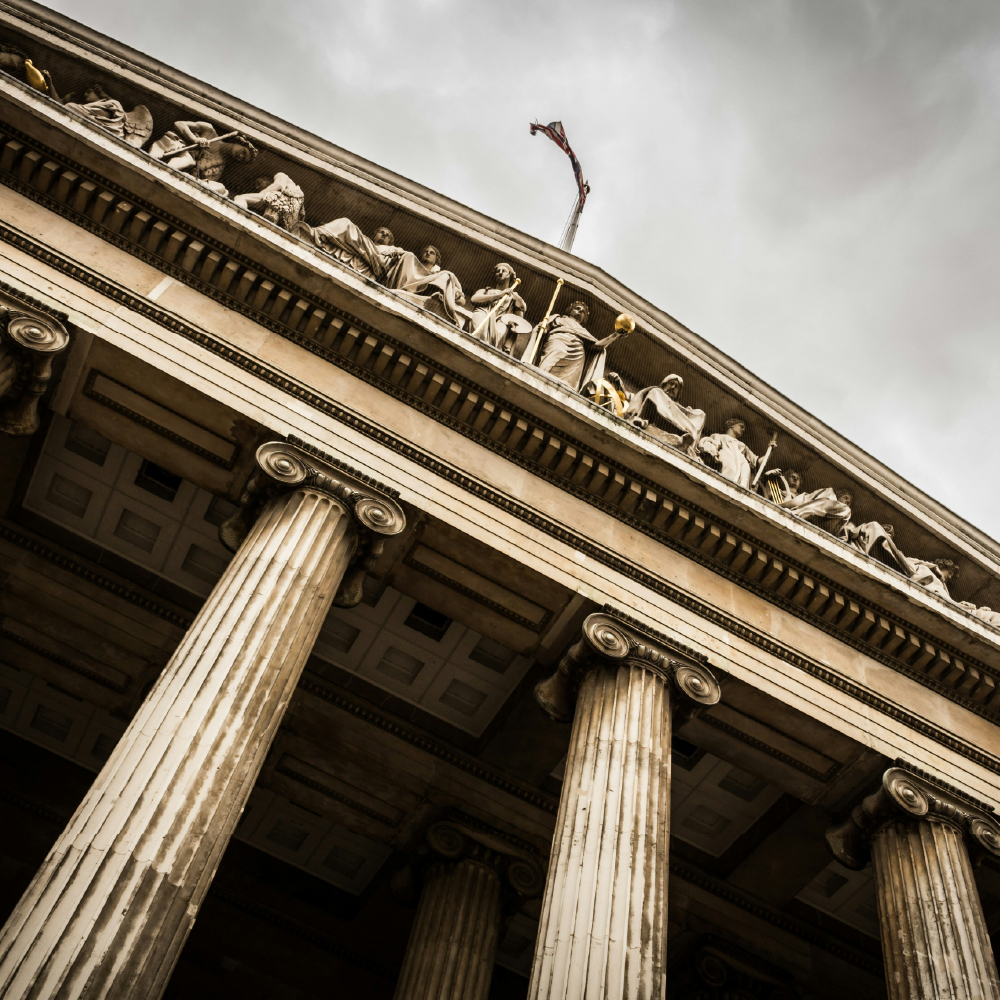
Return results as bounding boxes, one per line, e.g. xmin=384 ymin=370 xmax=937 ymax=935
xmin=3 ymin=33 xmax=1000 ymax=710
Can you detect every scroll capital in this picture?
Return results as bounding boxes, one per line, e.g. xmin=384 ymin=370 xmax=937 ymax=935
xmin=534 ymin=609 xmax=721 ymax=723
xmin=0 ymin=308 xmax=70 ymax=435
xmin=826 ymin=764 xmax=1000 ymax=869
xmin=423 ymin=818 xmax=545 ymax=899
xmin=218 ymin=441 xmax=405 ymax=605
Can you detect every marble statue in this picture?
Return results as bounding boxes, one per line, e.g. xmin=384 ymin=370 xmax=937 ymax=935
xmin=846 ymin=519 xmax=908 ymax=570
xmin=902 ymin=556 xmax=958 ymax=601
xmin=149 ymin=121 xmax=257 ymax=196
xmin=233 ymin=173 xmax=308 ymax=237
xmin=384 ymin=245 xmax=468 ymax=328
xmin=699 ymin=417 xmax=763 ymax=489
xmin=534 ymin=302 xmax=625 ymax=393
xmin=771 ymin=470 xmax=853 ymax=539
xmin=469 ymin=263 xmax=527 ymax=352
xmin=43 ymin=79 xmax=153 ymax=148
xmin=308 ymin=220 xmax=393 ymax=280
xmin=625 ymin=374 xmax=705 ymax=460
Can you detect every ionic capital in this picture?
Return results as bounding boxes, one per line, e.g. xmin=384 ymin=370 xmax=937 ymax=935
xmin=534 ymin=609 xmax=721 ymax=723
xmin=826 ymin=764 xmax=1000 ymax=869
xmin=424 ymin=819 xmax=545 ymax=899
xmin=219 ymin=441 xmax=405 ymax=605
xmin=0 ymin=307 xmax=70 ymax=435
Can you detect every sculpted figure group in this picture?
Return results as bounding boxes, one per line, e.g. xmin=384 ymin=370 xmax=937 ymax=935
xmin=5 ymin=48 xmax=998 ymax=627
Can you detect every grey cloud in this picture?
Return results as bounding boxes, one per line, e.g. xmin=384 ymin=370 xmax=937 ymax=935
xmin=47 ymin=0 xmax=1000 ymax=536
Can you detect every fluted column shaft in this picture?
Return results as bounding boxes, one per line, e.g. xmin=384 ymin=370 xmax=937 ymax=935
xmin=394 ymin=857 xmax=503 ymax=1000
xmin=828 ymin=766 xmax=1000 ymax=1000
xmin=873 ymin=818 xmax=1000 ymax=1000
xmin=530 ymin=661 xmax=671 ymax=1000
xmin=0 ymin=443 xmax=405 ymax=1000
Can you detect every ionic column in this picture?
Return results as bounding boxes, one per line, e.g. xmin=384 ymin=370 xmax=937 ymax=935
xmin=827 ymin=765 xmax=1000 ymax=1000
xmin=529 ymin=612 xmax=721 ymax=1000
xmin=0 ymin=307 xmax=69 ymax=435
xmin=394 ymin=820 xmax=544 ymax=1000
xmin=0 ymin=442 xmax=405 ymax=1000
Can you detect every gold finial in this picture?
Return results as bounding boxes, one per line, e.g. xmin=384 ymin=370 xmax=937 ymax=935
xmin=614 ymin=313 xmax=635 ymax=335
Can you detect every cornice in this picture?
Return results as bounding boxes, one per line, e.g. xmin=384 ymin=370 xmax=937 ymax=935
xmin=1 ymin=0 xmax=994 ymax=577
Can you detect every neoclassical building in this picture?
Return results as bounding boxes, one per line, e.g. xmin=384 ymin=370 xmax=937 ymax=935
xmin=1 ymin=4 xmax=1000 ymax=999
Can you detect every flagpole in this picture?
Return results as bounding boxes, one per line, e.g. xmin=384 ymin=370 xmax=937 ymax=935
xmin=559 ymin=194 xmax=584 ymax=253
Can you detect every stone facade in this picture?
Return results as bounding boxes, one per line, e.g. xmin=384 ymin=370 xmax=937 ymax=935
xmin=0 ymin=4 xmax=998 ymax=999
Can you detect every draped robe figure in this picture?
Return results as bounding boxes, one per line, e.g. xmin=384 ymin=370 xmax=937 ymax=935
xmin=533 ymin=302 xmax=623 ymax=394
xmin=624 ymin=374 xmax=705 ymax=460
xmin=782 ymin=488 xmax=853 ymax=539
xmin=308 ymin=222 xmax=395 ymax=281
xmin=385 ymin=245 xmax=467 ymax=328
xmin=903 ymin=557 xmax=956 ymax=601
xmin=42 ymin=78 xmax=153 ymax=148
xmin=699 ymin=418 xmax=760 ymax=489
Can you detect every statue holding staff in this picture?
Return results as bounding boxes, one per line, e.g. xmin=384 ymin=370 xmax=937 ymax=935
xmin=469 ymin=263 xmax=528 ymax=352
xmin=699 ymin=417 xmax=766 ymax=489
xmin=149 ymin=120 xmax=257 ymax=196
xmin=532 ymin=301 xmax=627 ymax=393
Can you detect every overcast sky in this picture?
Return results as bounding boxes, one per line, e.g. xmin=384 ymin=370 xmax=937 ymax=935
xmin=48 ymin=0 xmax=1000 ymax=539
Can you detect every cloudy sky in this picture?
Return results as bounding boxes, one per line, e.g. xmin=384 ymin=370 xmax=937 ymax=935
xmin=49 ymin=0 xmax=1000 ymax=538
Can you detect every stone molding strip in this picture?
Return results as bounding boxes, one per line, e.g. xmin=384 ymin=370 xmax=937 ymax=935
xmin=0 ymin=520 xmax=193 ymax=628
xmin=0 ymin=220 xmax=996 ymax=779
xmin=1 ymin=127 xmax=997 ymax=719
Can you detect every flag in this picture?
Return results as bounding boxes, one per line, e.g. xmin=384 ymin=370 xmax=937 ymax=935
xmin=530 ymin=121 xmax=589 ymax=209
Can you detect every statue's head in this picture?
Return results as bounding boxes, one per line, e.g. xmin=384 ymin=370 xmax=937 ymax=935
xmin=836 ymin=489 xmax=854 ymax=507
xmin=660 ymin=374 xmax=683 ymax=399
xmin=493 ymin=262 xmax=515 ymax=287
xmin=373 ymin=227 xmax=395 ymax=246
xmin=229 ymin=136 xmax=258 ymax=163
xmin=419 ymin=245 xmax=441 ymax=268
xmin=82 ymin=82 xmax=109 ymax=103
xmin=933 ymin=557 xmax=959 ymax=582
xmin=567 ymin=301 xmax=590 ymax=325
xmin=785 ymin=469 xmax=802 ymax=493
xmin=724 ymin=417 xmax=745 ymax=439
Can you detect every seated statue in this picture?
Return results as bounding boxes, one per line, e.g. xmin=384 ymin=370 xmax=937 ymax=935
xmin=385 ymin=244 xmax=468 ymax=328
xmin=901 ymin=556 xmax=958 ymax=601
xmin=532 ymin=302 xmax=624 ymax=393
xmin=770 ymin=470 xmax=853 ymax=539
xmin=699 ymin=417 xmax=765 ymax=489
xmin=842 ymin=519 xmax=908 ymax=571
xmin=43 ymin=78 xmax=152 ymax=148
xmin=624 ymin=374 xmax=705 ymax=460
xmin=233 ymin=173 xmax=309 ymax=238
xmin=308 ymin=221 xmax=394 ymax=280
xmin=469 ymin=263 xmax=527 ymax=352
xmin=150 ymin=121 xmax=257 ymax=196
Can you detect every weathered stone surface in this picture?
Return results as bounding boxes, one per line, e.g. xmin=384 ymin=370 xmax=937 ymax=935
xmin=530 ymin=612 xmax=720 ymax=1000
xmin=828 ymin=766 xmax=1000 ymax=1000
xmin=0 ymin=444 xmax=404 ymax=1000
